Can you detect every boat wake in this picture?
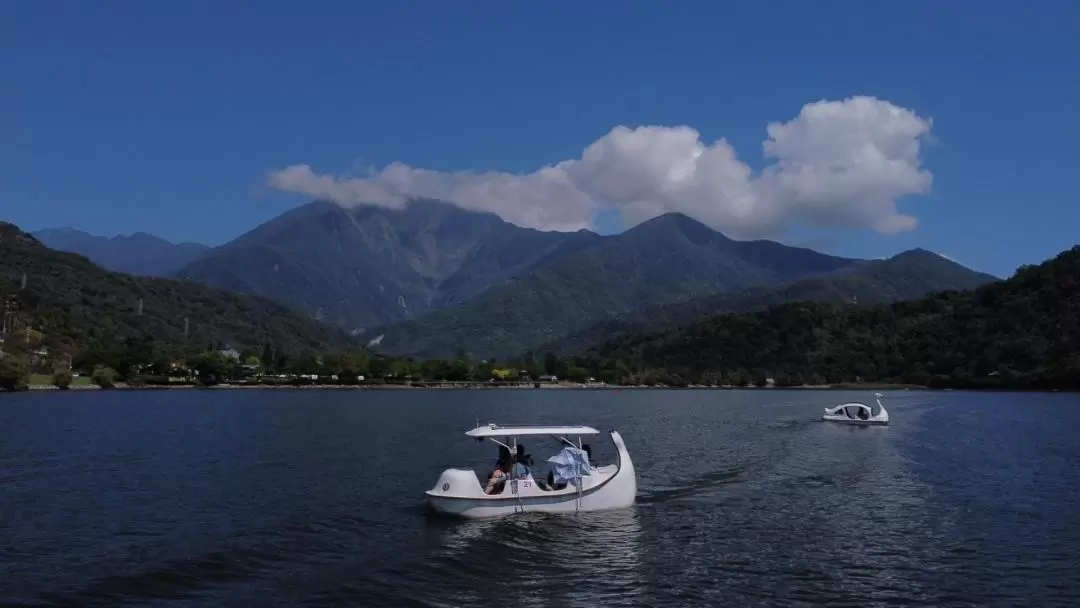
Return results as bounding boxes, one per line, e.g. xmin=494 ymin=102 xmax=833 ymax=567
xmin=637 ymin=462 xmax=757 ymax=505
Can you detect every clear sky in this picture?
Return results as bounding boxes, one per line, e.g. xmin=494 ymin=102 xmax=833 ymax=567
xmin=4 ymin=1 xmax=1079 ymax=278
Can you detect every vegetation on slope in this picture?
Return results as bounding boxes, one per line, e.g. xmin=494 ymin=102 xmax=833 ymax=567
xmin=546 ymin=249 xmax=998 ymax=355
xmin=0 ymin=222 xmax=357 ymax=359
xmin=4 ymin=218 xmax=1074 ymax=393
xmin=367 ymin=213 xmax=861 ymax=359
xmin=577 ymin=245 xmax=1080 ymax=389
xmin=176 ymin=199 xmax=600 ymax=331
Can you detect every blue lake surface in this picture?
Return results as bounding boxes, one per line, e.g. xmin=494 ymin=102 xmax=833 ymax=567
xmin=2 ymin=388 xmax=1079 ymax=606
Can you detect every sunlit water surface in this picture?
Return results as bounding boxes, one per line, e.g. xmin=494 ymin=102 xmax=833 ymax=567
xmin=2 ymin=388 xmax=1079 ymax=607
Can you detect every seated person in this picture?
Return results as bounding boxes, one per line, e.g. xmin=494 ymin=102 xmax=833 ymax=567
xmin=496 ymin=445 xmax=512 ymax=467
xmin=546 ymin=444 xmax=593 ymax=490
xmin=512 ymin=444 xmax=533 ymax=479
xmin=546 ymin=469 xmax=562 ymax=491
xmin=487 ymin=445 xmax=512 ymax=483
xmin=485 ymin=460 xmax=511 ymax=494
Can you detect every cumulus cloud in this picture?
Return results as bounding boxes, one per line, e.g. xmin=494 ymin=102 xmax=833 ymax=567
xmin=267 ymin=95 xmax=933 ymax=238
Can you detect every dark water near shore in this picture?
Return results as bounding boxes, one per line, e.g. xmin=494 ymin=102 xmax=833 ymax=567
xmin=3 ymin=389 xmax=1079 ymax=607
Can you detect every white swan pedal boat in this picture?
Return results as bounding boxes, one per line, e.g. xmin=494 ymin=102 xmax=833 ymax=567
xmin=822 ymin=392 xmax=890 ymax=426
xmin=425 ymin=423 xmax=637 ymax=519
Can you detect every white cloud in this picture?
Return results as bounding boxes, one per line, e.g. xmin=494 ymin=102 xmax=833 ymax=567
xmin=267 ymin=95 xmax=933 ymax=238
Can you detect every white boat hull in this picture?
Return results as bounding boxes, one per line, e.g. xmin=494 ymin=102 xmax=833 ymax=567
xmin=822 ymin=398 xmax=890 ymax=426
xmin=425 ymin=430 xmax=637 ymax=519
xmin=821 ymin=415 xmax=889 ymax=426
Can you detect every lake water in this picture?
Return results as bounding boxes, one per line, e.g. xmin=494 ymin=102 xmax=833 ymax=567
xmin=2 ymin=388 xmax=1079 ymax=607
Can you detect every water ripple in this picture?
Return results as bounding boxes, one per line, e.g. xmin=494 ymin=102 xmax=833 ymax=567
xmin=2 ymin=389 xmax=1079 ymax=606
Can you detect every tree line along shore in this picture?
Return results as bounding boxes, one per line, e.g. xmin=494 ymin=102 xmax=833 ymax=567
xmin=2 ymin=226 xmax=1078 ymax=393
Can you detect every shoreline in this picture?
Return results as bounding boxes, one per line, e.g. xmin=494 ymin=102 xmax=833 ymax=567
xmin=21 ymin=382 xmax=915 ymax=393
xmin=14 ymin=381 xmax=956 ymax=392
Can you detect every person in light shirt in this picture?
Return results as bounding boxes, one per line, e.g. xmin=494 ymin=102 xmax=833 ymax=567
xmin=512 ymin=444 xmax=533 ymax=479
xmin=545 ymin=444 xmax=592 ymax=490
xmin=485 ymin=459 xmax=511 ymax=494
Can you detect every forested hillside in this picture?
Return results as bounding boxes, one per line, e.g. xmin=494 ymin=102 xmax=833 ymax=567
xmin=176 ymin=200 xmax=600 ymax=331
xmin=364 ymin=213 xmax=862 ymax=358
xmin=577 ymin=245 xmax=1080 ymax=389
xmin=1 ymin=222 xmax=356 ymax=357
xmin=546 ymin=248 xmax=998 ymax=355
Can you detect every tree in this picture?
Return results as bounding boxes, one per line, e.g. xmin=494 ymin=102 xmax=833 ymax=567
xmin=193 ymin=352 xmax=232 ymax=385
xmin=389 ymin=357 xmax=414 ymax=379
xmin=52 ymin=368 xmax=73 ymax=390
xmin=0 ymin=355 xmax=29 ymax=391
xmin=565 ymin=366 xmax=590 ymax=383
xmin=544 ymin=351 xmax=559 ymax=376
xmin=260 ymin=342 xmax=276 ymax=372
xmin=286 ymin=354 xmax=319 ymax=376
xmin=525 ymin=358 xmax=544 ymax=380
xmin=91 ymin=365 xmax=118 ymax=388
xmin=320 ymin=352 xmax=345 ymax=376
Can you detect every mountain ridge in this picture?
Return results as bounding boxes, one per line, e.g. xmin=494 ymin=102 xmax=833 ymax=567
xmin=32 ymin=227 xmax=209 ymax=277
xmin=363 ymin=211 xmax=878 ymax=359
xmin=35 ymin=201 xmax=1000 ymax=360
xmin=176 ymin=199 xmax=603 ymax=331
xmin=582 ymin=243 xmax=1080 ymax=389
xmin=542 ymin=247 xmax=1000 ymax=356
xmin=2 ymin=222 xmax=356 ymax=356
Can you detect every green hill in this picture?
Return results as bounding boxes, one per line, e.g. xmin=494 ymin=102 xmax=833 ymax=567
xmin=363 ymin=213 xmax=861 ymax=359
xmin=0 ymin=222 xmax=356 ymax=356
xmin=546 ymin=248 xmax=998 ymax=355
xmin=582 ymin=244 xmax=1080 ymax=389
xmin=367 ymin=216 xmax=994 ymax=360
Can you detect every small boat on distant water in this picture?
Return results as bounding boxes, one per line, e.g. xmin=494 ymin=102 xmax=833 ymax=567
xmin=822 ymin=392 xmax=890 ymax=425
xmin=425 ymin=423 xmax=637 ymax=519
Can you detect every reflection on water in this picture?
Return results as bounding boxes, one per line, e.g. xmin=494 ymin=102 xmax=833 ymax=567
xmin=3 ymin=389 xmax=1080 ymax=606
xmin=413 ymin=508 xmax=645 ymax=607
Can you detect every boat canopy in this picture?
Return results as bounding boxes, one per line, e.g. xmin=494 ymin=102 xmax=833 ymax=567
xmin=465 ymin=423 xmax=600 ymax=438
xmin=838 ymin=402 xmax=872 ymax=410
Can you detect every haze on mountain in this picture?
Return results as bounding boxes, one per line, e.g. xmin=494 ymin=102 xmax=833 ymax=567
xmin=32 ymin=228 xmax=209 ymax=277
xmin=175 ymin=199 xmax=600 ymax=332
xmin=171 ymin=199 xmax=852 ymax=339
xmin=361 ymin=212 xmax=997 ymax=360
xmin=43 ymin=193 xmax=998 ymax=360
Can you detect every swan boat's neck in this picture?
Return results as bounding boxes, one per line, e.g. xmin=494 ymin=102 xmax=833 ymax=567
xmin=822 ymin=393 xmax=890 ymax=425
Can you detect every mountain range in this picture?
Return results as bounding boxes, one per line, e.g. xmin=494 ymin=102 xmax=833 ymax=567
xmin=539 ymin=247 xmax=999 ymax=357
xmin=585 ymin=243 xmax=1080 ymax=389
xmin=2 ymin=223 xmax=354 ymax=355
xmin=29 ymin=199 xmax=1000 ymax=359
xmin=32 ymin=228 xmax=209 ymax=277
xmin=369 ymin=243 xmax=998 ymax=359
xmin=175 ymin=200 xmax=600 ymax=332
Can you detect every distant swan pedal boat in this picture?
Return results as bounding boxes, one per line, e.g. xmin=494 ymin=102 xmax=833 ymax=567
xmin=822 ymin=392 xmax=890 ymax=426
xmin=425 ymin=423 xmax=637 ymax=519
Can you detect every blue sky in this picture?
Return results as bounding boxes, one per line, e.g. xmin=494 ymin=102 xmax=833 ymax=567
xmin=4 ymin=1 xmax=1079 ymax=278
